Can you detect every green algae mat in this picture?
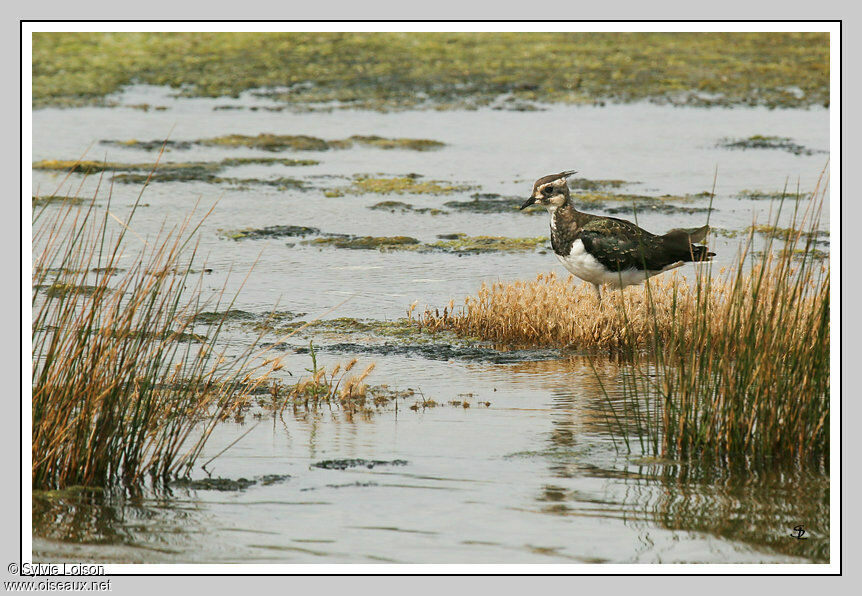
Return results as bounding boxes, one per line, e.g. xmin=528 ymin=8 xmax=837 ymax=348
xmin=32 ymin=32 xmax=829 ymax=109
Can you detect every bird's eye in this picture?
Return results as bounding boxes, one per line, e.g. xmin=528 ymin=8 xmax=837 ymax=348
xmin=543 ymin=187 xmax=554 ymax=195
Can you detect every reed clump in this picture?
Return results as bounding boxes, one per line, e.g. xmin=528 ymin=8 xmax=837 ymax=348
xmin=627 ymin=195 xmax=830 ymax=463
xmin=32 ymin=187 xmax=269 ymax=489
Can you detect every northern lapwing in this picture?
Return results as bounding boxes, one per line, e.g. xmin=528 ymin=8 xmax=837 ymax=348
xmin=520 ymin=170 xmax=715 ymax=301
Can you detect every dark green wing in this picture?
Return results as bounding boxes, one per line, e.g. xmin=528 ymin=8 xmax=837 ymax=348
xmin=576 ymin=218 xmax=674 ymax=271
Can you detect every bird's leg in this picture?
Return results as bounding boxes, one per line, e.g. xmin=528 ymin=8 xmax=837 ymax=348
xmin=593 ymin=283 xmax=602 ymax=304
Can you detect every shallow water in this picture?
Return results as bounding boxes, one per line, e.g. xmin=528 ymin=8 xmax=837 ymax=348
xmin=31 ymin=86 xmax=830 ymax=564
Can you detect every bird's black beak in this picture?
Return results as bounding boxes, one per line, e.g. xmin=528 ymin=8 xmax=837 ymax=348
xmin=520 ymin=197 xmax=537 ymax=210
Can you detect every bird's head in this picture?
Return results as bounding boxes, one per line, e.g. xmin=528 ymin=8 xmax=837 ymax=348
xmin=520 ymin=170 xmax=576 ymax=211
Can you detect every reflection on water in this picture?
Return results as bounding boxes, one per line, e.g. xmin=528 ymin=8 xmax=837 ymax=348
xmin=32 ymin=487 xmax=204 ymax=561
xmin=648 ymin=462 xmax=829 ymax=563
xmin=535 ymin=378 xmax=829 ymax=563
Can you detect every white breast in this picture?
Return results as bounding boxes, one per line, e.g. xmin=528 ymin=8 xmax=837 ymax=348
xmin=556 ymin=239 xmax=677 ymax=289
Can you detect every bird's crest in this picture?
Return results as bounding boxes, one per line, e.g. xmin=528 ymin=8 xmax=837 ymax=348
xmin=536 ymin=170 xmax=576 ymax=185
xmin=532 ymin=170 xmax=577 ymax=193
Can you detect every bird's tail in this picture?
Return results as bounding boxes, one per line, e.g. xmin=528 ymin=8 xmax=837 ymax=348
xmin=665 ymin=224 xmax=710 ymax=243
xmin=661 ymin=225 xmax=716 ymax=262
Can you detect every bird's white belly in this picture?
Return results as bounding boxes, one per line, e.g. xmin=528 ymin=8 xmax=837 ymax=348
xmin=556 ymin=239 xmax=654 ymax=289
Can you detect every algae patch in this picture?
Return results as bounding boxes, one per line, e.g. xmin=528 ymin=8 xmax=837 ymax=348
xmin=425 ymin=234 xmax=547 ymax=254
xmin=303 ymin=341 xmax=563 ymax=364
xmin=198 ymin=134 xmax=443 ymax=152
xmin=735 ymin=189 xmax=809 ymax=201
xmin=601 ymin=203 xmax=713 ymax=216
xmin=718 ymin=135 xmax=825 ymax=156
xmin=195 ymin=309 xmax=305 ymax=330
xmin=35 ymin=157 xmax=313 ymax=187
xmin=192 ymin=309 xmax=257 ymax=324
xmin=32 ymin=195 xmax=88 ymax=207
xmin=34 ymin=158 xmax=313 ymax=174
xmin=567 ymin=178 xmax=632 ymax=191
xmin=102 ymin=134 xmax=443 ymax=153
xmin=305 ymin=236 xmax=421 ymax=250
xmin=299 ymin=233 xmax=547 ymax=253
xmin=326 ymin=174 xmax=473 ymax=197
xmin=566 ymin=190 xmax=714 ymax=215
xmin=201 ymin=133 xmax=331 ymax=151
xmin=346 ymin=135 xmax=444 ymax=151
xmin=571 ymin=190 xmax=710 ymax=206
xmin=252 ymin=317 xmax=427 ymax=342
xmin=33 ymin=159 xmax=148 ymax=174
xmin=101 ymin=139 xmax=194 ymax=151
xmin=368 ymin=201 xmax=444 ymax=215
xmin=170 ymin=474 xmax=289 ymax=492
xmin=753 ymin=248 xmax=829 ymax=261
xmin=222 ymin=225 xmax=321 ymax=241
xmin=311 ymin=459 xmax=408 ymax=470
xmin=35 ymin=283 xmax=110 ymax=298
xmin=125 ymin=103 xmax=168 ymax=112
xmin=110 ymin=173 xmax=306 ymax=189
xmin=712 ymin=225 xmax=829 ymax=243
xmin=444 ymin=193 xmax=531 ymax=215
xmin=220 ymin=157 xmax=319 ymax=167
xmin=260 ymin=317 xmax=419 ymax=336
xmin=748 ymin=224 xmax=829 ymax=243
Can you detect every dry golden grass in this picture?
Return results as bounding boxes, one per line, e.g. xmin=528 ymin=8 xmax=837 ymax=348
xmin=416 ymin=271 xmax=699 ymax=350
xmin=416 ymin=262 xmax=826 ymax=355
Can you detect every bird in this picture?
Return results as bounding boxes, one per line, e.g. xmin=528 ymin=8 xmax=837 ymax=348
xmin=520 ymin=170 xmax=715 ymax=301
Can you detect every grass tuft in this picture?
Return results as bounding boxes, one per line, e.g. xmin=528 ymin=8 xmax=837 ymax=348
xmin=264 ymin=343 xmax=385 ymax=420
